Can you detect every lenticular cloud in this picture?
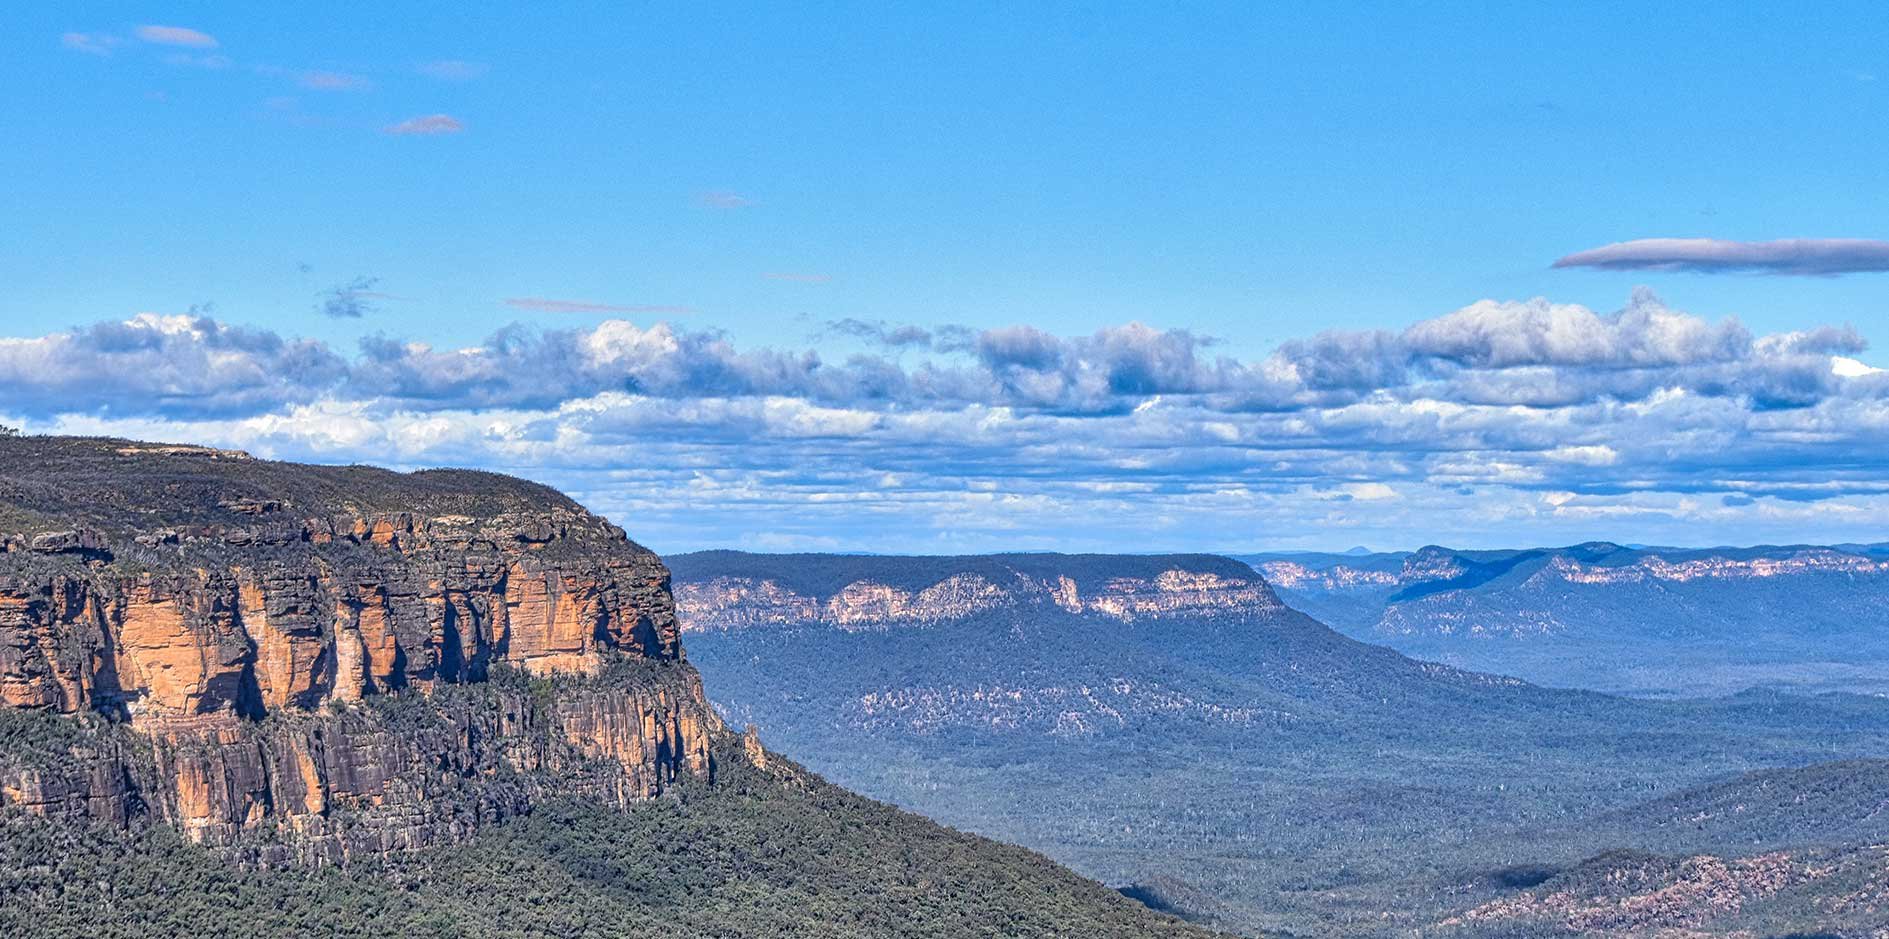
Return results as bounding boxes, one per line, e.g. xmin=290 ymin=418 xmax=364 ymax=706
xmin=1553 ymin=238 xmax=1889 ymax=276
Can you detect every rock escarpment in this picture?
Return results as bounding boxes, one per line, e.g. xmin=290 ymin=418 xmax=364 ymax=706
xmin=0 ymin=437 xmax=722 ymax=863
xmin=1249 ymin=542 xmax=1889 ymax=640
xmin=667 ymin=551 xmax=1284 ymax=632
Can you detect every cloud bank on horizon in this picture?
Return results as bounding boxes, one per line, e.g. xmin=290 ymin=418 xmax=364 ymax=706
xmin=2 ymin=291 xmax=1885 ymax=553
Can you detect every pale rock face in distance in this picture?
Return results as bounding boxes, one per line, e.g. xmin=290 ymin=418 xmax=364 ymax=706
xmin=674 ymin=567 xmax=1284 ymax=632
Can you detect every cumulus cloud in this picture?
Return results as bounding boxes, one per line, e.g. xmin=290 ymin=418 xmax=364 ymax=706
xmin=12 ymin=291 xmax=1880 ymax=422
xmin=1833 ymin=357 xmax=1884 ymax=378
xmin=1403 ymin=290 xmax=1749 ymax=368
xmin=384 ymin=114 xmax=464 ymax=135
xmin=0 ymin=315 xmax=341 ymax=418
xmin=6 ymin=292 xmax=1889 ymax=550
xmin=134 ymin=25 xmax=219 ymax=48
xmin=1554 ymin=238 xmax=1889 ymax=276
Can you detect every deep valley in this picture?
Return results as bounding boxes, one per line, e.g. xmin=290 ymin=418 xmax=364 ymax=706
xmin=672 ymin=549 xmax=1889 ymax=936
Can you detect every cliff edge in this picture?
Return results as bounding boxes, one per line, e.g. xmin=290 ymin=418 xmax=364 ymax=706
xmin=0 ymin=436 xmax=722 ymax=863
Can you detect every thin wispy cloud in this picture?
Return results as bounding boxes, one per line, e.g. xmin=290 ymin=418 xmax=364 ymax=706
xmin=299 ymin=71 xmax=372 ymax=92
xmin=503 ymin=298 xmax=697 ymax=315
xmin=822 ymin=318 xmax=951 ymax=350
xmin=257 ymin=96 xmax=338 ymax=128
xmin=61 ymin=32 xmax=121 ymax=56
xmin=1554 ymin=238 xmax=1889 ymax=276
xmin=763 ymin=272 xmax=833 ymax=283
xmin=134 ymin=25 xmax=219 ymax=48
xmin=163 ymin=52 xmax=233 ymax=70
xmin=317 ymin=277 xmax=384 ymax=319
xmin=384 ymin=114 xmax=465 ymax=135
xmin=417 ymin=60 xmax=488 ymax=81
xmin=698 ymin=190 xmax=756 ymax=209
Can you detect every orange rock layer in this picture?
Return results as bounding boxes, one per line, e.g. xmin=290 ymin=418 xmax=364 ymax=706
xmin=0 ymin=512 xmax=680 ymax=722
xmin=0 ymin=511 xmax=723 ymax=862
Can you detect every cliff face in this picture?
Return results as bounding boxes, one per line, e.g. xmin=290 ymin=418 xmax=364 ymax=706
xmin=1252 ymin=544 xmax=1889 ymax=623
xmin=0 ymin=437 xmax=721 ymax=863
xmin=0 ymin=511 xmax=678 ymax=722
xmin=669 ymin=553 xmax=1284 ymax=632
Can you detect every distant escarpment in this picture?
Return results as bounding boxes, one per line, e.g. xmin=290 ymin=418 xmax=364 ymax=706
xmin=668 ymin=550 xmax=1284 ymax=632
xmin=1244 ymin=541 xmax=1889 ymax=696
xmin=0 ymin=437 xmax=722 ymax=864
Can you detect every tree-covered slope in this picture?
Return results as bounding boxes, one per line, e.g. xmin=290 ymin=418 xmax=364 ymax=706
xmin=671 ymin=551 xmax=1889 ymax=937
xmin=0 ymin=741 xmax=1217 ymax=939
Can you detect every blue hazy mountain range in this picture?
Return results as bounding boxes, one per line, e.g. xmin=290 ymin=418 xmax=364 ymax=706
xmin=1242 ymin=541 xmax=1889 ymax=697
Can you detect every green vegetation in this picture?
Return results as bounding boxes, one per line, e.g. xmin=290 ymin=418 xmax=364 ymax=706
xmin=0 ymin=744 xmax=1216 ymax=939
xmin=0 ymin=434 xmax=601 ymax=542
xmin=674 ymin=553 xmax=1889 ymax=936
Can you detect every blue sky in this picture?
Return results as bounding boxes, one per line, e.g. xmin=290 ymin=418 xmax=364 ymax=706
xmin=5 ymin=4 xmax=1889 ymax=553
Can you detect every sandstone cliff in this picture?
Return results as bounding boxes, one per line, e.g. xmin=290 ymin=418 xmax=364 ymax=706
xmin=0 ymin=437 xmax=723 ymax=863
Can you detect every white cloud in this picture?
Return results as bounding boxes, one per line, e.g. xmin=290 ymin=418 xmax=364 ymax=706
xmin=7 ymin=292 xmax=1889 ymax=550
xmin=1339 ymin=482 xmax=1399 ymax=501
xmin=134 ymin=25 xmax=219 ymax=48
xmin=384 ymin=114 xmax=465 ymax=135
xmin=1833 ymin=356 xmax=1884 ymax=378
xmin=1554 ymin=237 xmax=1889 ymax=276
xmin=1544 ymin=445 xmax=1620 ymax=466
xmin=61 ymin=32 xmax=122 ymax=55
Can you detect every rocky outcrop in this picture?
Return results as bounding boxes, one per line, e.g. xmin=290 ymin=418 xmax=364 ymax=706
xmin=1250 ymin=560 xmax=1399 ymax=591
xmin=0 ymin=436 xmax=724 ymax=864
xmin=1258 ymin=544 xmax=1889 ymax=606
xmin=1546 ymin=548 xmax=1889 ymax=584
xmin=671 ymin=558 xmax=1284 ymax=632
xmin=1437 ymin=845 xmax=1889 ymax=936
xmin=0 ymin=664 xmax=716 ymax=864
xmin=0 ymin=511 xmax=680 ymax=724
